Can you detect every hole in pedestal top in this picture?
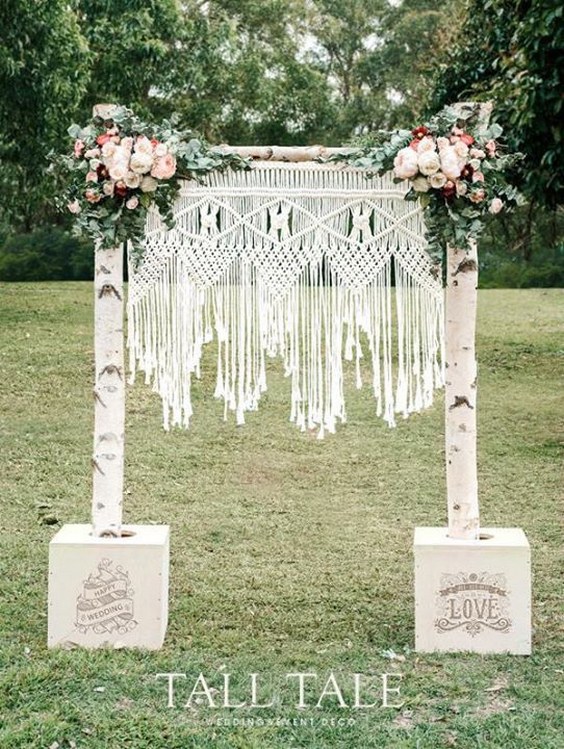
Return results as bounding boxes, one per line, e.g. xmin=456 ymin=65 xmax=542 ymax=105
xmin=92 ymin=529 xmax=137 ymax=539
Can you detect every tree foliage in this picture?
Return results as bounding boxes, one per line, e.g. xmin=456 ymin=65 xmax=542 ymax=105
xmin=0 ymin=0 xmax=90 ymax=230
xmin=430 ymin=0 xmax=563 ymax=208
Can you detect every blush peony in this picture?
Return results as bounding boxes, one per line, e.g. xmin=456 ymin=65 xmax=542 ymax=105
xmin=151 ymin=153 xmax=177 ymax=180
xmin=440 ymin=147 xmax=462 ymax=181
xmin=393 ymin=147 xmax=419 ymax=180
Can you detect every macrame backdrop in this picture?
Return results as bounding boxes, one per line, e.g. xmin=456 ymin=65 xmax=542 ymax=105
xmin=127 ymin=162 xmax=444 ymax=436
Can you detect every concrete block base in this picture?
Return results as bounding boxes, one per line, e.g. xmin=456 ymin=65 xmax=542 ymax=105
xmin=414 ymin=527 xmax=531 ymax=654
xmin=48 ymin=524 xmax=169 ymax=650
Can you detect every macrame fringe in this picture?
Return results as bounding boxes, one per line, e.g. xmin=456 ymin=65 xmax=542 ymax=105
xmin=127 ymin=163 xmax=444 ymax=436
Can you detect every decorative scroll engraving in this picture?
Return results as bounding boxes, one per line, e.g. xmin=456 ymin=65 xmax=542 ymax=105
xmin=434 ymin=572 xmax=512 ymax=637
xmin=75 ymin=558 xmax=138 ymax=635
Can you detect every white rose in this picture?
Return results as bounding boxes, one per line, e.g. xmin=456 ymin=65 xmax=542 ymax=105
xmin=89 ymin=159 xmax=101 ymax=170
xmin=418 ymin=150 xmax=441 ymax=176
xmin=126 ymin=196 xmax=139 ymax=210
xmin=393 ymin=147 xmax=419 ymax=180
xmin=84 ymin=148 xmax=100 ymax=159
xmin=102 ymin=181 xmax=115 ymax=196
xmin=154 ymin=143 xmax=168 ymax=157
xmin=125 ymin=171 xmax=141 ymax=189
xmin=109 ymin=160 xmax=129 ymax=181
xmin=140 ymin=176 xmax=158 ymax=192
xmin=417 ymin=137 xmax=436 ymax=154
xmin=135 ymin=136 xmax=153 ymax=155
xmin=454 ymin=141 xmax=469 ymax=159
xmin=411 ymin=175 xmax=430 ymax=192
xmin=456 ymin=180 xmax=468 ymax=197
xmin=469 ymin=158 xmax=481 ymax=170
xmin=436 ymin=136 xmax=450 ymax=151
xmin=429 ymin=172 xmax=447 ymax=189
xmin=101 ymin=141 xmax=118 ymax=159
xmin=440 ymin=146 xmax=462 ymax=181
xmin=489 ymin=197 xmax=504 ymax=214
xmin=130 ymin=151 xmax=154 ymax=174
xmin=470 ymin=148 xmax=485 ymax=159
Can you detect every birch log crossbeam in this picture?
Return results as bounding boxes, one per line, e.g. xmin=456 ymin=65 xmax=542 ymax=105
xmin=211 ymin=145 xmax=351 ymax=161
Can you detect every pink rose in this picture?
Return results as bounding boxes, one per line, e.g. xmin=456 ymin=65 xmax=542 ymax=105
xmin=84 ymin=148 xmax=100 ymax=159
xmin=393 ymin=147 xmax=419 ymax=180
xmin=436 ymin=136 xmax=450 ymax=151
xmin=469 ymin=189 xmax=486 ymax=203
xmin=74 ymin=139 xmax=85 ymax=158
xmin=485 ymin=140 xmax=496 ymax=156
xmin=489 ymin=197 xmax=503 ymax=214
xmin=126 ymin=196 xmax=139 ymax=210
xmin=460 ymin=133 xmax=474 ymax=146
xmin=470 ymin=148 xmax=485 ymax=159
xmin=67 ymin=199 xmax=81 ymax=214
xmin=85 ymin=189 xmax=101 ymax=204
xmin=86 ymin=171 xmax=98 ymax=183
xmin=472 ymin=171 xmax=485 ymax=183
xmin=151 ymin=153 xmax=177 ymax=180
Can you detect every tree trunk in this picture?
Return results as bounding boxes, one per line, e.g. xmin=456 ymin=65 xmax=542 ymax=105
xmin=445 ymin=241 xmax=479 ymax=539
xmin=91 ymin=243 xmax=125 ymax=536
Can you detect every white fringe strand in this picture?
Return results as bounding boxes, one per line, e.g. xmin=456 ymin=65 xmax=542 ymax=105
xmin=127 ymin=163 xmax=444 ymax=435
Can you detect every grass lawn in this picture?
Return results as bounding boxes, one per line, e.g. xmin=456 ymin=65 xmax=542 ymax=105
xmin=0 ymin=283 xmax=562 ymax=749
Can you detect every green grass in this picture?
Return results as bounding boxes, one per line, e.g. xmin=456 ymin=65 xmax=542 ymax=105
xmin=0 ymin=283 xmax=563 ymax=749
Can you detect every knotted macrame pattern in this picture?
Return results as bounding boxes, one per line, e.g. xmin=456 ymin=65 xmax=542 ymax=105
xmin=127 ymin=162 xmax=444 ymax=436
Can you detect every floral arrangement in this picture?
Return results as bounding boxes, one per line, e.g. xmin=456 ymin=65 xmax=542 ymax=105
xmin=333 ymin=104 xmax=524 ymax=262
xmin=51 ymin=106 xmax=248 ymax=254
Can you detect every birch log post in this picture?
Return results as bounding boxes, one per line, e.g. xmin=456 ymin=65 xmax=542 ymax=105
xmin=91 ymin=104 xmax=124 ymax=537
xmin=445 ymin=101 xmax=492 ymax=540
xmin=92 ymin=241 xmax=125 ymax=536
xmin=445 ymin=240 xmax=479 ymax=539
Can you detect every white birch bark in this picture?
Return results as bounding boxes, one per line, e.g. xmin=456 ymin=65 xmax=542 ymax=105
xmin=445 ymin=241 xmax=479 ymax=539
xmin=91 ymin=243 xmax=125 ymax=536
xmin=211 ymin=145 xmax=350 ymax=161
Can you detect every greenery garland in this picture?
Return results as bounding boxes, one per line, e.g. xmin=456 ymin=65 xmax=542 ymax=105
xmin=327 ymin=104 xmax=524 ymax=263
xmin=50 ymin=106 xmax=249 ymax=255
xmin=52 ymin=104 xmax=523 ymax=267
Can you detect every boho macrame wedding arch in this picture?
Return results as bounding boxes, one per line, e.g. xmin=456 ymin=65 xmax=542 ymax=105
xmin=70 ymin=102 xmax=518 ymax=545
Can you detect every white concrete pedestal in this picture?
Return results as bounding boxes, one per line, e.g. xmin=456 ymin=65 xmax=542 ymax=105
xmin=414 ymin=527 xmax=531 ymax=654
xmin=48 ymin=524 xmax=169 ymax=650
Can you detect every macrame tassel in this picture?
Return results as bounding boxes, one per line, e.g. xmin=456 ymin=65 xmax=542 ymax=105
xmin=127 ymin=163 xmax=444 ymax=436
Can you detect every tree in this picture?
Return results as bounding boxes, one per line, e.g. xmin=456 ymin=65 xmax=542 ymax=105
xmin=76 ymin=0 xmax=185 ymax=119
xmin=0 ymin=0 xmax=90 ymax=231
